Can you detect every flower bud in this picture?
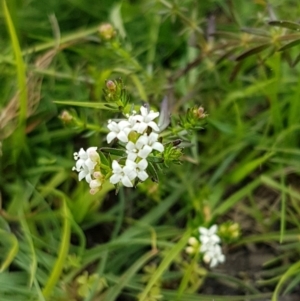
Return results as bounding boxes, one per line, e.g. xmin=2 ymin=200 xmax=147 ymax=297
xmin=128 ymin=130 xmax=139 ymax=143
xmin=192 ymin=106 xmax=207 ymax=119
xmin=106 ymin=80 xmax=117 ymax=92
xmin=98 ymin=23 xmax=116 ymax=40
xmin=59 ymin=110 xmax=73 ymax=123
xmin=219 ymin=221 xmax=241 ymax=243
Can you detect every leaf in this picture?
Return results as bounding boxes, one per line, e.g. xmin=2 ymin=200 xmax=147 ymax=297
xmin=99 ymin=150 xmax=110 ymax=166
xmin=104 ymin=250 xmax=157 ymax=301
xmin=269 ymin=20 xmax=300 ymax=31
xmin=138 ymin=230 xmax=192 ymax=301
xmin=212 ymin=178 xmax=261 ymax=218
xmin=100 ymin=147 xmax=126 ymax=157
xmin=241 ymin=27 xmax=270 ymax=37
xmin=281 ymin=51 xmax=293 ymax=67
xmin=42 ymin=198 xmax=71 ymax=298
xmin=0 ymin=229 xmax=19 ymax=272
xmin=272 ymin=260 xmax=300 ymax=301
xmin=147 ymin=162 xmax=159 ymax=182
xmin=229 ymin=60 xmax=244 ymax=82
xmin=235 ymin=43 xmax=271 ymax=61
xmin=278 ymin=38 xmax=300 ymax=51
xmin=3 ymin=0 xmax=27 ymax=126
xmin=229 ymin=152 xmax=274 ymax=184
xmin=147 ymin=156 xmax=164 ymax=163
xmin=293 ymin=52 xmax=300 ymax=67
xmin=54 ymin=100 xmax=119 ymax=111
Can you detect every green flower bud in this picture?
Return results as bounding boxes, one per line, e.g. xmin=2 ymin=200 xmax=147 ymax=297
xmin=218 ymin=221 xmax=241 ymax=243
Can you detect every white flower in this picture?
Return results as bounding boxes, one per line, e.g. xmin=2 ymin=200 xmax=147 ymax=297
xmin=107 ymin=120 xmax=132 ymax=143
xmin=199 ymin=225 xmax=220 ymax=246
xmin=109 ymin=160 xmax=134 ymax=187
xmin=136 ymin=132 xmax=164 ymax=153
xmin=73 ymin=147 xmax=99 ymax=183
xmin=202 ymin=244 xmax=225 ymax=268
xmin=198 ymin=225 xmax=225 ymax=268
xmin=123 ymin=159 xmax=148 ymax=182
xmin=132 ymin=106 xmax=160 ymax=133
xmin=125 ymin=137 xmax=152 ymax=161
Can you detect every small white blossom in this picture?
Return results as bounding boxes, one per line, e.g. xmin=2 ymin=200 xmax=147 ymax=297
xmin=199 ymin=225 xmax=220 ymax=245
xmin=73 ymin=147 xmax=99 ymax=183
xmin=132 ymin=106 xmax=160 ymax=133
xmin=107 ymin=120 xmax=132 ymax=143
xmin=136 ymin=132 xmax=164 ymax=153
xmin=202 ymin=244 xmax=225 ymax=268
xmin=123 ymin=159 xmax=148 ymax=182
xmin=198 ymin=225 xmax=225 ymax=268
xmin=109 ymin=160 xmax=134 ymax=187
xmin=125 ymin=137 xmax=152 ymax=161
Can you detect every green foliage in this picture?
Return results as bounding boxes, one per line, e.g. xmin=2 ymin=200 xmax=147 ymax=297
xmin=1 ymin=0 xmax=300 ymax=300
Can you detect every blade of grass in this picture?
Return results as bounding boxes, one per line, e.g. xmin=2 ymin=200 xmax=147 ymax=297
xmin=42 ymin=196 xmax=71 ymax=298
xmin=272 ymin=260 xmax=300 ymax=301
xmin=19 ymin=214 xmax=37 ymax=287
xmin=105 ymin=250 xmax=158 ymax=301
xmin=212 ymin=178 xmax=261 ymax=217
xmin=0 ymin=229 xmax=19 ymax=272
xmin=3 ymin=0 xmax=28 ymax=158
xmin=138 ymin=229 xmax=192 ymax=301
xmin=280 ymin=168 xmax=286 ymax=243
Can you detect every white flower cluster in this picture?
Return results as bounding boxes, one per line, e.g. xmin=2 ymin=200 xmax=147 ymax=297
xmin=186 ymin=225 xmax=225 ymax=268
xmin=72 ymin=147 xmax=103 ymax=194
xmin=107 ymin=105 xmax=164 ymax=188
xmin=199 ymin=225 xmax=225 ymax=268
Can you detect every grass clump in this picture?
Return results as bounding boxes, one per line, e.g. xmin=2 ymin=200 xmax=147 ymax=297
xmin=1 ymin=0 xmax=300 ymax=300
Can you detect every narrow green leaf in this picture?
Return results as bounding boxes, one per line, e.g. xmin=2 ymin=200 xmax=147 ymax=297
xmin=3 ymin=0 xmax=28 ymax=126
xmin=236 ymin=43 xmax=271 ymax=61
xmin=278 ymin=38 xmax=300 ymax=51
xmin=280 ymin=170 xmax=286 ymax=244
xmin=212 ymin=178 xmax=261 ymax=217
xmin=261 ymin=175 xmax=300 ymax=201
xmin=0 ymin=229 xmax=19 ymax=272
xmin=100 ymin=147 xmax=126 ymax=157
xmin=19 ymin=215 xmax=37 ymax=287
xmin=229 ymin=152 xmax=273 ymax=183
xmin=105 ymin=250 xmax=157 ymax=301
xmin=272 ymin=260 xmax=300 ymax=301
xmin=241 ymin=27 xmax=270 ymax=37
xmin=269 ymin=20 xmax=300 ymax=31
xmin=42 ymin=198 xmax=71 ymax=298
xmin=138 ymin=230 xmax=191 ymax=301
xmin=54 ymin=100 xmax=119 ymax=111
xmin=147 ymin=162 xmax=159 ymax=182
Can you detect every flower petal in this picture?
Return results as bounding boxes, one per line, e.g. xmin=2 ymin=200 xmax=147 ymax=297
xmin=117 ymin=131 xmax=129 ymax=143
xmin=107 ymin=132 xmax=117 ymax=143
xmin=112 ymin=160 xmax=122 ymax=172
xmin=147 ymin=121 xmax=160 ymax=132
xmin=152 ymin=141 xmax=164 ymax=152
xmin=137 ymin=159 xmax=148 ymax=170
xmin=122 ymin=176 xmax=133 ymax=187
xmin=137 ymin=170 xmax=148 ymax=181
xmin=110 ymin=174 xmax=121 ymax=185
xmin=138 ymin=145 xmax=152 ymax=158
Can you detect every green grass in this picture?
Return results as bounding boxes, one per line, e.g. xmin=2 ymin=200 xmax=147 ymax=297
xmin=1 ymin=0 xmax=300 ymax=300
